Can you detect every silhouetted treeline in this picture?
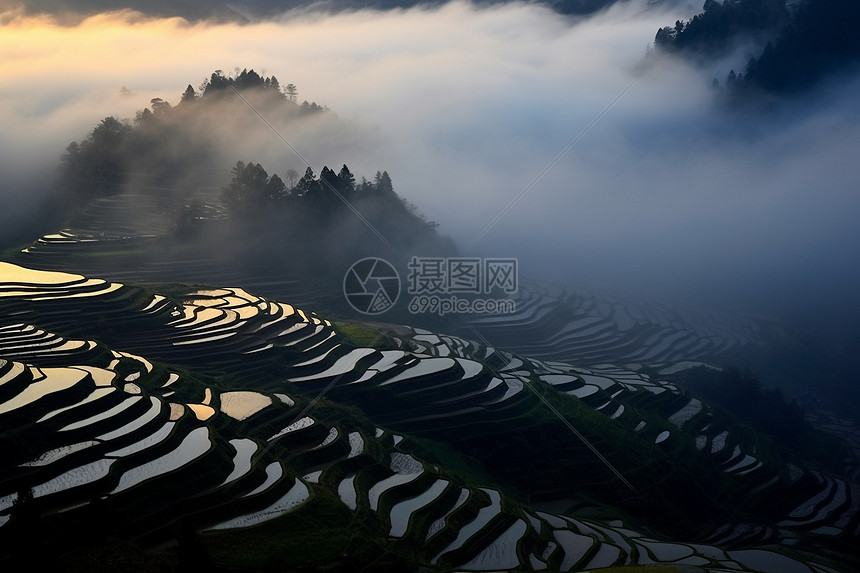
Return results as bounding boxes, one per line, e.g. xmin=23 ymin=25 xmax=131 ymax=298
xmin=680 ymin=366 xmax=844 ymax=465
xmin=735 ymin=0 xmax=860 ymax=93
xmin=655 ymin=0 xmax=860 ymax=96
xmin=211 ymin=160 xmax=452 ymax=257
xmin=60 ymin=68 xmax=324 ymax=200
xmin=220 ymin=161 xmax=403 ymax=215
xmin=57 ymin=68 xmax=456 ymax=268
xmin=655 ymin=0 xmax=788 ymax=56
xmin=197 ymin=68 xmax=307 ymax=105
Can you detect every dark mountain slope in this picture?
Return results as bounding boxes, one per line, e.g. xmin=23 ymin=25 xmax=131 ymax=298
xmin=655 ymin=0 xmax=860 ymax=96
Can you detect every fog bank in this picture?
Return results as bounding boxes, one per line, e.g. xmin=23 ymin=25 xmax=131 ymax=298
xmin=2 ymin=0 xmax=859 ymax=335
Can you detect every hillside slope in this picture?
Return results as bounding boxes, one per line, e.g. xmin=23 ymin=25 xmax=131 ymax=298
xmin=0 ymin=260 xmax=857 ymax=571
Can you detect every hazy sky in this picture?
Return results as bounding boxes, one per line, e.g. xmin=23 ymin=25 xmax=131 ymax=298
xmin=2 ymin=0 xmax=859 ymax=332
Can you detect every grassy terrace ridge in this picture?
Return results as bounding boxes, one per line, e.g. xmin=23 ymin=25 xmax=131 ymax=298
xmin=591 ymin=565 xmax=696 ymax=573
xmin=333 ymin=321 xmax=400 ymax=350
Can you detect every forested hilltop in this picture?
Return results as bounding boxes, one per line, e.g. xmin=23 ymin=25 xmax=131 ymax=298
xmin=655 ymin=0 xmax=860 ymax=96
xmin=61 ymin=69 xmax=324 ymax=200
xmin=56 ymin=68 xmax=454 ymax=270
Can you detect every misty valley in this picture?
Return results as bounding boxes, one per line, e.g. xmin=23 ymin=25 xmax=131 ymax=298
xmin=2 ymin=0 xmax=860 ymax=571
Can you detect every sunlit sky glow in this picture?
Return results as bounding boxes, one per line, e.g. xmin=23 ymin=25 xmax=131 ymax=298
xmin=2 ymin=0 xmax=860 ymax=328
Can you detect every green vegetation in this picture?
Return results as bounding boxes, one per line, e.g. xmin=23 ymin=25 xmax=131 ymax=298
xmin=3 ymin=68 xmax=859 ymax=568
xmin=333 ymin=321 xmax=398 ymax=349
xmin=592 ymin=565 xmax=680 ymax=573
xmin=671 ymin=366 xmax=846 ymax=468
xmin=213 ymin=159 xmax=453 ymax=264
xmin=0 ymin=268 xmax=857 ymax=572
xmin=60 ymin=69 xmax=321 ymax=202
xmin=57 ymin=68 xmax=454 ymax=265
xmin=401 ymin=435 xmax=504 ymax=492
xmin=199 ymin=494 xmax=359 ymax=570
xmin=736 ymin=0 xmax=860 ymax=93
xmin=40 ymin=68 xmax=457 ymax=309
xmin=654 ymin=0 xmax=788 ymax=56
xmin=655 ymin=0 xmax=860 ymax=96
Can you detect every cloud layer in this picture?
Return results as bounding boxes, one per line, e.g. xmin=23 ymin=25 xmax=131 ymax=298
xmin=2 ymin=0 xmax=859 ymax=334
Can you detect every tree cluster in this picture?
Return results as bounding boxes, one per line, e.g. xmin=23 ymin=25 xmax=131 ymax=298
xmin=197 ymin=68 xmax=308 ymax=107
xmin=59 ymin=69 xmax=325 ymax=201
xmin=56 ymin=68 xmax=455 ymax=269
xmin=735 ymin=0 xmax=860 ymax=93
xmin=655 ymin=0 xmax=788 ymax=56
xmin=221 ymin=162 xmax=400 ymax=210
xmin=679 ymin=366 xmax=843 ymax=465
xmin=217 ymin=160 xmax=444 ymax=254
xmin=62 ymin=116 xmax=134 ymax=198
xmin=655 ymin=0 xmax=860 ymax=96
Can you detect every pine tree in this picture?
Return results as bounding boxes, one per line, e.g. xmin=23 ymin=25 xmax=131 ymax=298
xmin=180 ymin=84 xmax=198 ymax=104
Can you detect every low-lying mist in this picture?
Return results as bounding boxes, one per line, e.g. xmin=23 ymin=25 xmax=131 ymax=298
xmin=2 ymin=0 xmax=859 ymax=340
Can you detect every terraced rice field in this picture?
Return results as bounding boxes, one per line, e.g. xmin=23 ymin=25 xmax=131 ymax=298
xmin=0 ymin=260 xmax=856 ymax=571
xmin=469 ymin=279 xmax=768 ymax=364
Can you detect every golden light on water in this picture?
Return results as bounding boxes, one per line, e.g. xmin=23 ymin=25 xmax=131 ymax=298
xmin=0 ymin=261 xmax=85 ymax=285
